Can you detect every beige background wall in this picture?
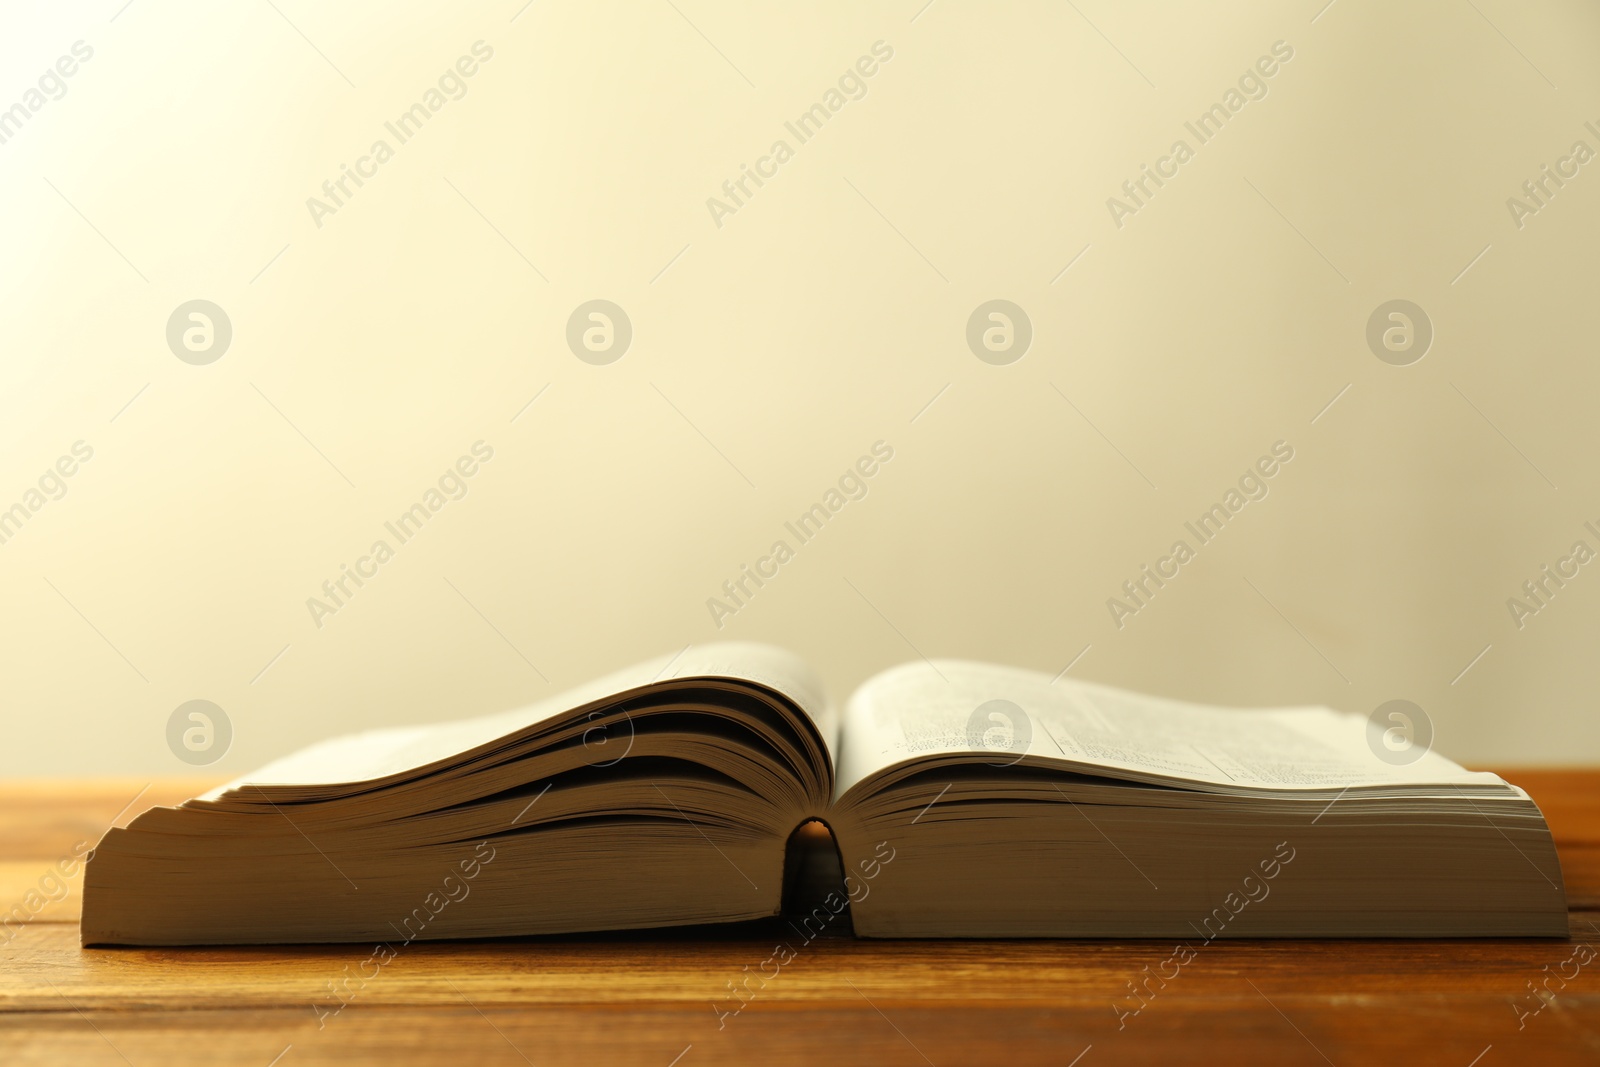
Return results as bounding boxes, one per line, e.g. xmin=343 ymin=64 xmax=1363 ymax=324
xmin=2 ymin=0 xmax=1597 ymax=776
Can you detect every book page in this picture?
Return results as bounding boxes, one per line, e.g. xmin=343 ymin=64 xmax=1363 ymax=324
xmin=204 ymin=642 xmax=836 ymax=797
xmin=834 ymin=659 xmax=1497 ymax=800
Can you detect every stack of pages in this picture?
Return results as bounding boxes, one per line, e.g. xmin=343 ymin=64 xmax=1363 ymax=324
xmin=83 ymin=643 xmax=1566 ymax=944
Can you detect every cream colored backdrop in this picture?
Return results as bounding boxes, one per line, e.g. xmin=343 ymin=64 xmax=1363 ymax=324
xmin=2 ymin=0 xmax=1597 ymax=775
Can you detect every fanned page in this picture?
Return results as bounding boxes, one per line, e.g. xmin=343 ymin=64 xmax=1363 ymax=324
xmin=834 ymin=659 xmax=1503 ymax=802
xmin=204 ymin=642 xmax=837 ymax=798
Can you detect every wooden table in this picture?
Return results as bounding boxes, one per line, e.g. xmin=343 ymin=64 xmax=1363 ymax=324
xmin=2 ymin=773 xmax=1598 ymax=1066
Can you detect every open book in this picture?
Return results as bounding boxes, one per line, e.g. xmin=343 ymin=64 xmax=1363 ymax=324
xmin=83 ymin=643 xmax=1566 ymax=944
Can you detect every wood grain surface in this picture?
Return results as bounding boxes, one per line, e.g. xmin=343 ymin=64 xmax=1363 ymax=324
xmin=2 ymin=772 xmax=1598 ymax=1065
